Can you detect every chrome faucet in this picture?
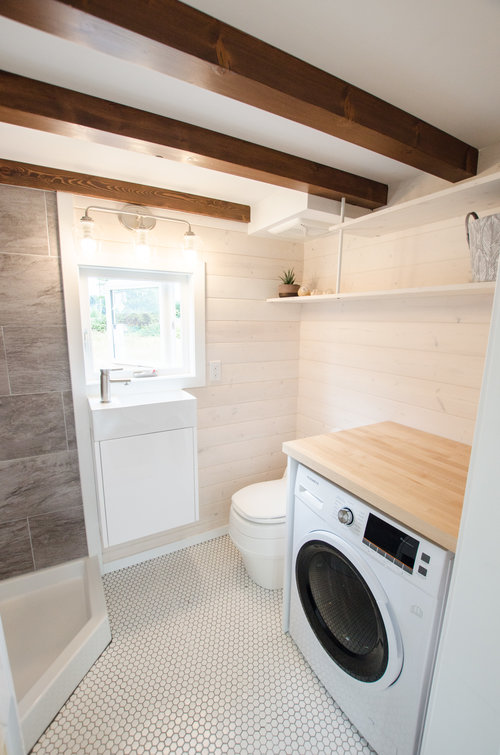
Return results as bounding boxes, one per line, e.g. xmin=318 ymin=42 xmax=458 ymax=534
xmin=100 ymin=368 xmax=131 ymax=403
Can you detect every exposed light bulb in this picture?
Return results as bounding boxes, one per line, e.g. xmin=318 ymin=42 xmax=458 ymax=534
xmin=183 ymin=229 xmax=197 ymax=251
xmin=134 ymin=225 xmax=150 ymax=259
xmin=79 ymin=214 xmax=97 ymax=255
xmin=78 ymin=206 xmax=200 ymax=259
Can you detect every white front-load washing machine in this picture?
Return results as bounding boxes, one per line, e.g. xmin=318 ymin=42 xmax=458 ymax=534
xmin=287 ymin=464 xmax=453 ymax=755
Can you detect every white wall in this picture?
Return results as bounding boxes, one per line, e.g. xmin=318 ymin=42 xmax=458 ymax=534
xmin=192 ymin=225 xmax=301 ymax=532
xmin=421 ymin=249 xmax=500 ymax=755
xmin=297 ymin=213 xmax=496 ymax=443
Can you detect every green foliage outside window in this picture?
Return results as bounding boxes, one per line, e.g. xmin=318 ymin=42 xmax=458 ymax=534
xmin=90 ymin=286 xmax=164 ymax=337
xmin=90 ymin=295 xmax=107 ymax=333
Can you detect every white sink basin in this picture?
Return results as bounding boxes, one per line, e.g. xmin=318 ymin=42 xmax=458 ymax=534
xmin=88 ymin=391 xmax=197 ymax=441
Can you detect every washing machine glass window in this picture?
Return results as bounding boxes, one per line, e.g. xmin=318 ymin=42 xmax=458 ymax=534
xmin=296 ymin=539 xmax=391 ymax=682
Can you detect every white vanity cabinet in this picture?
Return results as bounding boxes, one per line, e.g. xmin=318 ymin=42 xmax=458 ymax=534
xmin=89 ymin=391 xmax=198 ymax=548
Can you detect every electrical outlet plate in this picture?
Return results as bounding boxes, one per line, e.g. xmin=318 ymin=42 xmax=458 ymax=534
xmin=209 ymin=360 xmax=221 ymax=381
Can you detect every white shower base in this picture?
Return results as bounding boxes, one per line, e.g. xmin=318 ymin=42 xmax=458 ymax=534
xmin=0 ymin=557 xmax=111 ymax=753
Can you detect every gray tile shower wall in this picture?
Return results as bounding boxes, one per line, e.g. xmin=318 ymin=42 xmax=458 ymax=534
xmin=0 ymin=184 xmax=87 ymax=580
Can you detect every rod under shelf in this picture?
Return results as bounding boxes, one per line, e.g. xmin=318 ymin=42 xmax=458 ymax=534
xmin=335 ymin=197 xmax=346 ymax=294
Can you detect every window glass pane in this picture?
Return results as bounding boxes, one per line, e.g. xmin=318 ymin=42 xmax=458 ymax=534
xmin=88 ymin=276 xmax=110 ymax=368
xmin=296 ymin=541 xmax=388 ymax=682
xmin=109 ymin=284 xmax=162 ymax=365
xmin=86 ymin=274 xmax=184 ymax=373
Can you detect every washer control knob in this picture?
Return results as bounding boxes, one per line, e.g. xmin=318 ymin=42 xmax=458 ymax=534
xmin=338 ymin=507 xmax=354 ymax=526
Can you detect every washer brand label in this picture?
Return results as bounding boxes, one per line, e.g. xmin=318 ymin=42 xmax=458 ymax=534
xmin=306 ymin=475 xmax=319 ymax=485
xmin=410 ymin=604 xmax=424 ymax=619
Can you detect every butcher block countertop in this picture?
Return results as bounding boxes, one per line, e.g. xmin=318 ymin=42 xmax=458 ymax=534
xmin=283 ymin=422 xmax=471 ymax=552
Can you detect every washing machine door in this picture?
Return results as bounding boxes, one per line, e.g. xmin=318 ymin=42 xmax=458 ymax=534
xmin=295 ymin=530 xmax=403 ymax=689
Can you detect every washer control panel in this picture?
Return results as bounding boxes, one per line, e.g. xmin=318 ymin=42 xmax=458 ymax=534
xmin=294 ymin=463 xmax=453 ymax=595
xmin=362 ymin=512 xmax=420 ymax=574
xmin=337 ymin=507 xmax=354 ymax=526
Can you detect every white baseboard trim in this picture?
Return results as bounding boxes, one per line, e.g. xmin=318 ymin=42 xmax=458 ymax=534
xmin=102 ymin=526 xmax=229 ymax=574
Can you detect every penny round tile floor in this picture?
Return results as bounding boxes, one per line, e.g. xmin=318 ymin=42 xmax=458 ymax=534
xmin=31 ymin=535 xmax=374 ymax=754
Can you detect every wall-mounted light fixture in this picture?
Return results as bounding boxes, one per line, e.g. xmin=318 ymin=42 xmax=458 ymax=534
xmin=80 ymin=212 xmax=96 ymax=255
xmin=79 ymin=204 xmax=197 ymax=256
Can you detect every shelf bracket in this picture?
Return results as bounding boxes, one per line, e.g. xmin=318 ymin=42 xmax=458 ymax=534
xmin=335 ymin=197 xmax=346 ymax=294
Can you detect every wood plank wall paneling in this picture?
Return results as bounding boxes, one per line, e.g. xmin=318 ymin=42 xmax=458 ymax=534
xmin=194 ymin=232 xmax=301 ymax=525
xmin=303 ymin=220 xmax=475 ymax=293
xmin=298 ymin=214 xmax=496 ymax=445
xmin=73 ymin=200 xmax=301 ymax=553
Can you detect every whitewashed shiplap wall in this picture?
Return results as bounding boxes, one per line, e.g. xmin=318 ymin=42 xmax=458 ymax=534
xmin=297 ymin=214 xmax=496 ymax=444
xmin=191 ymin=226 xmax=301 ymax=531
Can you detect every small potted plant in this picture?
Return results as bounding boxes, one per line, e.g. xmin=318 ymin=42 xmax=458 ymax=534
xmin=278 ymin=268 xmax=301 ymax=297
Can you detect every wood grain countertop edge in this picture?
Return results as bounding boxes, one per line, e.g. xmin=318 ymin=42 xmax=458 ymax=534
xmin=283 ymin=422 xmax=471 ymax=552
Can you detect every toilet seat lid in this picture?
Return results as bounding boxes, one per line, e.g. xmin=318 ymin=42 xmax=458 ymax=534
xmin=231 ymin=477 xmax=287 ymax=523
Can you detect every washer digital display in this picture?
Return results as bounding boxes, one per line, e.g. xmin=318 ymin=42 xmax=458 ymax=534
xmin=363 ymin=513 xmax=419 ymax=573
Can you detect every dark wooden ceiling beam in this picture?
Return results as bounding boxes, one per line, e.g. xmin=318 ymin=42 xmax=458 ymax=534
xmin=0 ymin=0 xmax=478 ymax=182
xmin=0 ymin=158 xmax=251 ymax=222
xmin=0 ymin=71 xmax=387 ymax=209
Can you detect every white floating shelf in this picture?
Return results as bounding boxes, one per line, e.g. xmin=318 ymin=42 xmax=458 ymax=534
xmin=266 ymin=282 xmax=496 ymax=304
xmin=328 ymin=171 xmax=500 ymax=237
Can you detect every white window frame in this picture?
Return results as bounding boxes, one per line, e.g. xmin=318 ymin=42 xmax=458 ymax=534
xmin=79 ymin=266 xmax=195 ymax=382
xmin=77 ymin=254 xmax=205 ymax=391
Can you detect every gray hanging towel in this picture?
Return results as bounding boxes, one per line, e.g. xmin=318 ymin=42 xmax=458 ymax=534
xmin=465 ymin=211 xmax=500 ymax=281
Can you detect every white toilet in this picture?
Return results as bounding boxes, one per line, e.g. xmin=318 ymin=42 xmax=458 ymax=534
xmin=229 ymin=473 xmax=287 ymax=590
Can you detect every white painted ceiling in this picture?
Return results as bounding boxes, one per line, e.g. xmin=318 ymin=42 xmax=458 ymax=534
xmin=0 ymin=0 xmax=498 ymax=225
